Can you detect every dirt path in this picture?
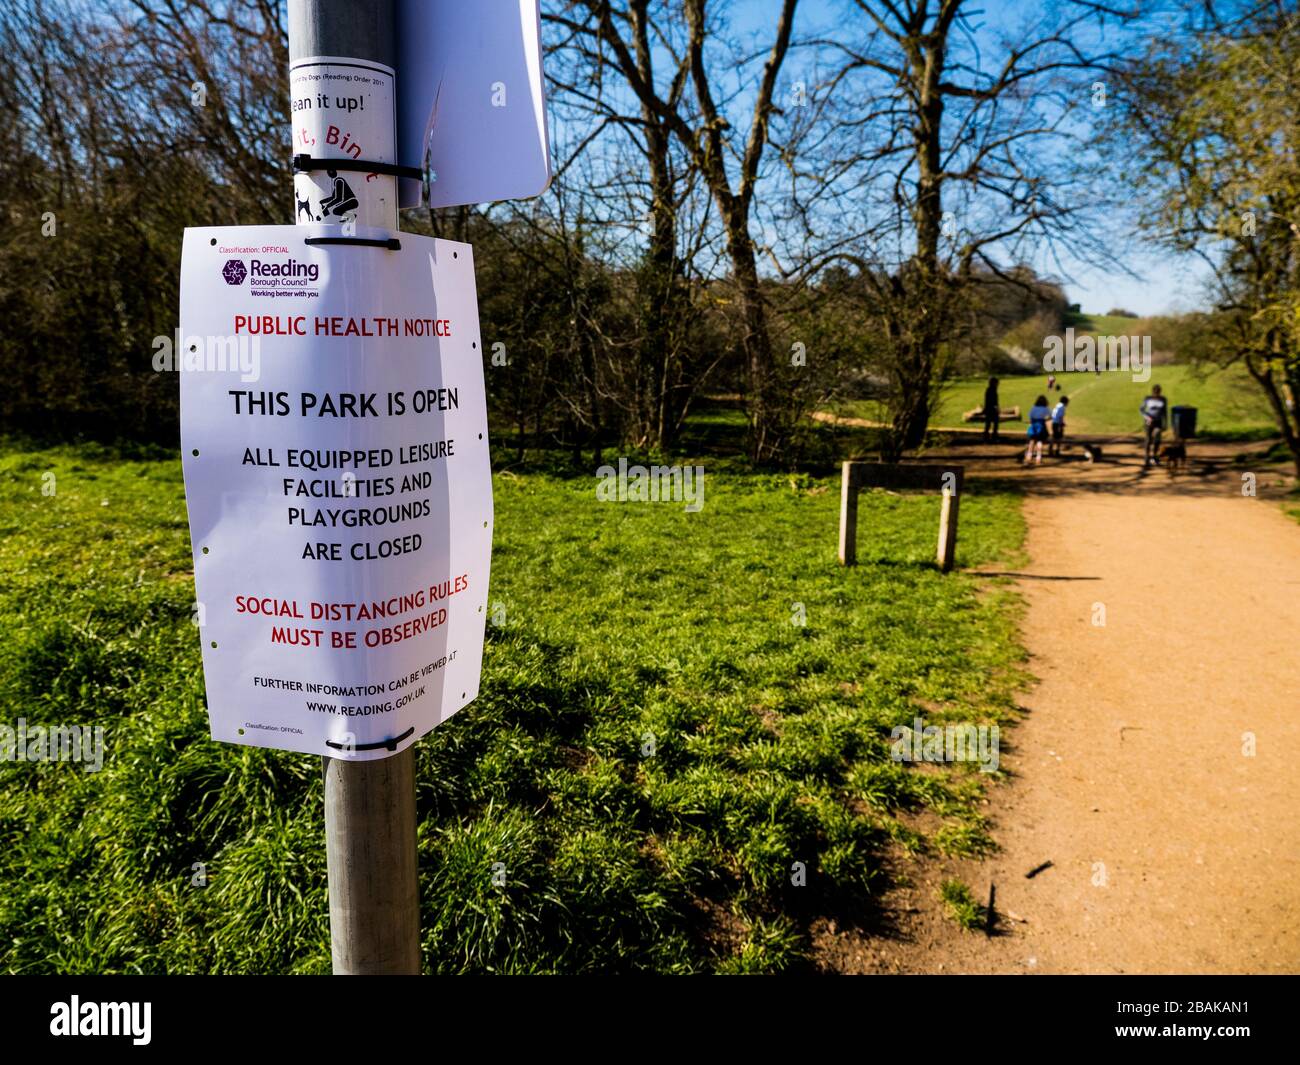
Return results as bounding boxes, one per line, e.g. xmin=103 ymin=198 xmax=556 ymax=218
xmin=823 ymin=435 xmax=1300 ymax=974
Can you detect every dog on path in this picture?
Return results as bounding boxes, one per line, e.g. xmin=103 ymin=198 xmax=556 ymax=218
xmin=1159 ymin=441 xmax=1187 ymax=473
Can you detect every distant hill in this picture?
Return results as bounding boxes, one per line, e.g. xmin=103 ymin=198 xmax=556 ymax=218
xmin=1062 ymin=311 xmax=1141 ymax=336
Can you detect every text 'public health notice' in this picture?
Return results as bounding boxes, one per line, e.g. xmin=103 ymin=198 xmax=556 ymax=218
xmin=179 ymin=225 xmax=492 ymax=759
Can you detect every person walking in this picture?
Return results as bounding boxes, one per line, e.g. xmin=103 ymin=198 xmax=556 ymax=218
xmin=1025 ymin=394 xmax=1051 ymax=465
xmin=982 ymin=377 xmax=1001 ymax=441
xmin=1141 ymin=384 xmax=1169 ymax=467
xmin=1049 ymin=395 xmax=1069 ymax=456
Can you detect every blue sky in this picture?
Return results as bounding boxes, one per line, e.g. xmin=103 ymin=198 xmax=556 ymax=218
xmin=1061 ymin=247 xmax=1211 ymax=317
xmin=545 ymin=0 xmax=1211 ymax=315
xmin=734 ymin=0 xmax=1211 ymax=316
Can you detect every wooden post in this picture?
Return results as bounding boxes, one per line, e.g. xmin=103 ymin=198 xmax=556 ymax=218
xmin=937 ymin=480 xmax=959 ymax=573
xmin=839 ymin=461 xmax=858 ymax=566
xmin=290 ymin=0 xmax=421 ymax=976
xmin=838 ymin=462 xmax=963 ymax=572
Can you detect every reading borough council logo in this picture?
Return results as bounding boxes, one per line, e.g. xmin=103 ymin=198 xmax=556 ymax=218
xmin=222 ymin=259 xmax=247 ymax=285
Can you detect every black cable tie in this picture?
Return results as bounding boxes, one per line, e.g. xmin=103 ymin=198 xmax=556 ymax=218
xmin=304 ymin=236 xmax=401 ymax=251
xmin=326 ymin=726 xmax=416 ymax=753
xmin=294 ymin=153 xmax=422 ymax=181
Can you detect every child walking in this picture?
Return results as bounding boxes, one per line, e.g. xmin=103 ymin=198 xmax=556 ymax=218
xmin=1025 ymin=394 xmax=1051 ymax=465
xmin=1049 ymin=395 xmax=1069 ymax=456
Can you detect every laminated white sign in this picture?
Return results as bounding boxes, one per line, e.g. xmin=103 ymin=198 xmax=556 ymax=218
xmin=395 ymin=0 xmax=551 ymax=208
xmin=178 ymin=224 xmax=493 ymax=760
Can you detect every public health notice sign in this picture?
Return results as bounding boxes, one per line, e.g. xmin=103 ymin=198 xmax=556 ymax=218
xmin=178 ymin=225 xmax=492 ymax=760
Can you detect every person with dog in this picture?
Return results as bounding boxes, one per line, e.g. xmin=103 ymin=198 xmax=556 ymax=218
xmin=1025 ymin=394 xmax=1051 ymax=465
xmin=1049 ymin=395 xmax=1069 ymax=456
xmin=982 ymin=377 xmax=1001 ymax=441
xmin=1141 ymin=384 xmax=1169 ymax=467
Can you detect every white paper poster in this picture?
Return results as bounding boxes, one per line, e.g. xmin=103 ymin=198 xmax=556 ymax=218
xmin=178 ymin=224 xmax=493 ymax=760
xmin=290 ymin=56 xmax=399 ymax=227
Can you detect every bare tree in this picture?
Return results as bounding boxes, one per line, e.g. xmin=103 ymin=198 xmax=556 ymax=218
xmin=810 ymin=0 xmax=1134 ymax=459
xmin=556 ymin=0 xmax=801 ymax=462
xmin=544 ymin=1 xmax=721 ymax=453
xmin=0 ymin=0 xmax=286 ymax=438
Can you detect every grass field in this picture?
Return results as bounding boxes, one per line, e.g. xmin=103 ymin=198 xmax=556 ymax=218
xmin=835 ymin=363 xmax=1278 ymax=441
xmin=1062 ymin=311 xmax=1142 ymax=337
xmin=0 ymin=439 xmax=1027 ymax=974
xmin=936 ymin=364 xmax=1277 ymax=439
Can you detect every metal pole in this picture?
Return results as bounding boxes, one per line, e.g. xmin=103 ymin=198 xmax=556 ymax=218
xmin=288 ymin=0 xmax=421 ymax=976
xmin=321 ymin=745 xmax=420 ymax=975
xmin=289 ymin=0 xmax=400 ymax=229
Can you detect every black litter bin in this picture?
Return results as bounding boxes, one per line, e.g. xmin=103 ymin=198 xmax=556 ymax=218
xmin=1171 ymin=405 xmax=1197 ymax=439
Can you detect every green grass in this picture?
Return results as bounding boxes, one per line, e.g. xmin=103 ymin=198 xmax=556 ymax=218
xmin=845 ymin=364 xmax=1277 ymax=440
xmin=0 ymin=440 xmax=1028 ymax=973
xmin=1063 ymin=311 xmax=1140 ymax=337
xmin=1285 ymin=489 xmax=1300 ymax=526
xmin=938 ymin=878 xmax=985 ymax=931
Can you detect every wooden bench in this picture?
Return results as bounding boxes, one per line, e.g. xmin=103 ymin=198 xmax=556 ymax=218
xmin=838 ymin=462 xmax=965 ymax=572
xmin=962 ymin=404 xmax=1021 ymax=423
